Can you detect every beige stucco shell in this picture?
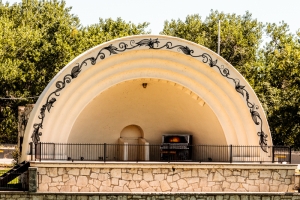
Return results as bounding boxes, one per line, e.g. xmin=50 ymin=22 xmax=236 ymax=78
xmin=21 ymin=35 xmax=272 ymax=161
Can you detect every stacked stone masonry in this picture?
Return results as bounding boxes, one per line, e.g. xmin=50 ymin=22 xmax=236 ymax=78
xmin=1 ymin=193 xmax=300 ymax=200
xmin=36 ymin=166 xmax=296 ymax=193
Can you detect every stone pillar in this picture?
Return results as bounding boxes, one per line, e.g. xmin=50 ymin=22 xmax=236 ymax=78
xmin=28 ymin=167 xmax=37 ymax=192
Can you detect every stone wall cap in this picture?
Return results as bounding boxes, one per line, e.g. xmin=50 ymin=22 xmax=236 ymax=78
xmin=0 ymin=191 xmax=299 ymax=195
xmin=36 ymin=192 xmax=300 ymax=195
xmin=29 ymin=161 xmax=298 ymax=170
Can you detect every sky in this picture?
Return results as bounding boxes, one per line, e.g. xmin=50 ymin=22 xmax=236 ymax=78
xmin=4 ymin=0 xmax=300 ymax=35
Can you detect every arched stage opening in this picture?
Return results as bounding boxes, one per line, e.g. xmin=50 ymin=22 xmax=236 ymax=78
xmin=21 ymin=35 xmax=272 ymax=161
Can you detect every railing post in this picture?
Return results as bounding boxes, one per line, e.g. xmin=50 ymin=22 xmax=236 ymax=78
xmin=168 ymin=144 xmax=170 ymax=163
xmin=53 ymin=143 xmax=56 ymax=160
xmin=34 ymin=143 xmax=37 ymax=161
xmin=29 ymin=142 xmax=33 ymax=161
xmin=272 ymin=146 xmax=274 ymax=163
xmin=289 ymin=146 xmax=292 ymax=164
xmin=229 ymin=145 xmax=232 ymax=163
xmin=40 ymin=142 xmax=42 ymax=162
xmin=104 ymin=143 xmax=107 ymax=163
xmin=136 ymin=144 xmax=139 ymax=163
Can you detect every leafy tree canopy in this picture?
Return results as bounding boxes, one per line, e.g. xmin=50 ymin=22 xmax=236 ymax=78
xmin=161 ymin=10 xmax=264 ymax=79
xmin=254 ymin=23 xmax=300 ymax=148
xmin=0 ymin=0 xmax=149 ymax=143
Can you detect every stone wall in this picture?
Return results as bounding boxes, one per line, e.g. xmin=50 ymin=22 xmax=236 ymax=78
xmin=0 ymin=192 xmax=300 ymax=200
xmin=31 ymin=162 xmax=298 ymax=193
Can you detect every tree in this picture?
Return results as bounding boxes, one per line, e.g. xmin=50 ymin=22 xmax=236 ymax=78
xmin=161 ymin=10 xmax=264 ymax=80
xmin=80 ymin=18 xmax=149 ymax=50
xmin=0 ymin=0 xmax=83 ymax=143
xmin=0 ymin=0 xmax=149 ymax=143
xmin=253 ymin=23 xmax=300 ymax=148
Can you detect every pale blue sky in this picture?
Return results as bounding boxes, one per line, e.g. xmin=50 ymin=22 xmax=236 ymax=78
xmin=5 ymin=0 xmax=300 ymax=35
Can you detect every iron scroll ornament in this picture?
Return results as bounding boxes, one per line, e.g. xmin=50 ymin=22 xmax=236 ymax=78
xmin=31 ymin=38 xmax=268 ymax=152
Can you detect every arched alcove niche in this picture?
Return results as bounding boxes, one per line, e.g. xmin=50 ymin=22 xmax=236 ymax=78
xmin=21 ymin=35 xmax=272 ymax=161
xmin=120 ymin=125 xmax=144 ymax=139
xmin=120 ymin=125 xmax=144 ymax=144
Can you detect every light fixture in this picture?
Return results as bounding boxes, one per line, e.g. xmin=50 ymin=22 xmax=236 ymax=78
xmin=142 ymin=83 xmax=147 ymax=88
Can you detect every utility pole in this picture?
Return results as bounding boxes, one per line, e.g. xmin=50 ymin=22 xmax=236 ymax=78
xmin=218 ymin=20 xmax=221 ymax=55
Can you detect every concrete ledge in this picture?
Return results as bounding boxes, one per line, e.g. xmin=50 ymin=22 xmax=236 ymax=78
xmin=30 ymin=161 xmax=298 ymax=170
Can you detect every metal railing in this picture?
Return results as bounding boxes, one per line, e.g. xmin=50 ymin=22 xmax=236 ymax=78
xmin=0 ymin=161 xmax=29 ymax=191
xmin=29 ymin=142 xmax=292 ymax=163
xmin=0 ymin=170 xmax=21 ymax=190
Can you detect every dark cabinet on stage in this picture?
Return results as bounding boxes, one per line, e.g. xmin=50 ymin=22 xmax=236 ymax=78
xmin=160 ymin=135 xmax=192 ymax=161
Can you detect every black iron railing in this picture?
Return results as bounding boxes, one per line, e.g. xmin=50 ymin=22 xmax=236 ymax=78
xmin=0 ymin=161 xmax=29 ymax=191
xmin=29 ymin=142 xmax=292 ymax=163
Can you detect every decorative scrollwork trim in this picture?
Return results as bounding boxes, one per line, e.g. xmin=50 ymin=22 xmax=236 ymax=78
xmin=31 ymin=38 xmax=268 ymax=152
